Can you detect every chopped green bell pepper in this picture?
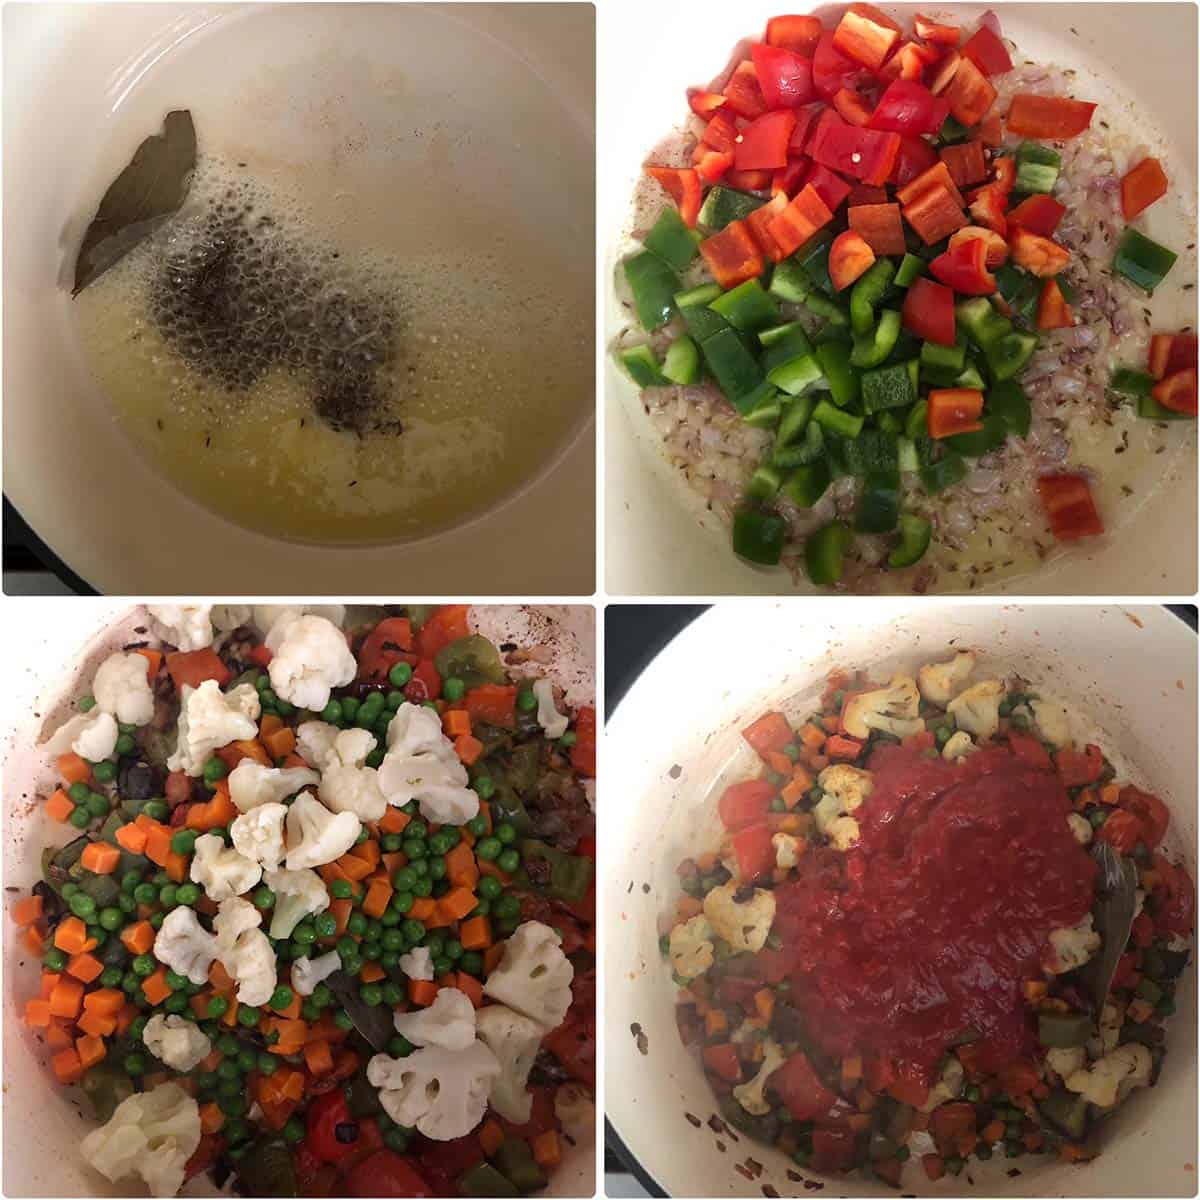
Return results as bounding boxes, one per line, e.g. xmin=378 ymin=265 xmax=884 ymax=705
xmin=812 ymin=398 xmax=864 ymax=439
xmin=698 ymin=186 xmax=764 ymax=231
xmin=850 ymin=308 xmax=902 ymax=368
xmin=796 ymin=230 xmax=836 ymax=295
xmin=904 ymin=398 xmax=929 ymax=441
xmin=802 ymin=292 xmax=849 ymax=325
xmin=760 ymin=324 xmax=814 ymax=373
xmin=988 ymin=379 xmax=1032 ymax=437
xmin=679 ymin=302 xmax=729 ymax=342
xmin=783 ymin=460 xmax=832 ymax=508
xmin=732 ymin=508 xmax=787 ymax=565
xmin=699 ymin=327 xmax=763 ymax=403
xmin=888 ymin=513 xmax=932 ymax=568
xmin=920 ymin=337 xmax=967 ymax=384
xmin=956 ymin=363 xmax=986 ymax=389
xmin=937 ymin=114 xmax=970 ymax=145
xmin=661 ymin=335 xmax=700 ymax=385
xmin=777 ymin=395 xmax=816 ymax=446
xmin=861 ymin=361 xmax=917 ymax=414
xmin=1014 ymin=141 xmax=1061 ymax=194
xmin=623 ymin=251 xmax=679 ymax=331
xmin=773 ymin=420 xmax=824 ymax=468
xmin=710 ymin=279 xmax=780 ymax=332
xmin=843 ymin=429 xmax=898 ymax=476
xmin=956 ymin=296 xmax=1011 ymax=350
xmin=742 ymin=386 xmax=785 ymax=428
xmin=1114 ymin=228 xmax=1178 ymax=293
xmin=944 ymin=413 xmax=1008 ymax=457
xmin=768 ymin=353 xmax=824 ymax=396
xmin=768 ymin=256 xmax=811 ymax=303
xmin=815 ymin=340 xmax=861 ymax=407
xmin=894 ymin=253 xmax=927 ymax=288
xmin=746 ymin=464 xmax=784 ymax=501
xmin=986 ymin=330 xmax=1039 ymax=381
xmin=675 ymin=282 xmax=722 ymax=309
xmin=850 ymin=259 xmax=897 ymax=335
xmin=918 ymin=447 xmax=969 ymax=493
xmin=459 ymin=1164 xmax=520 ymax=1198
xmin=898 ymin=435 xmax=919 ymax=473
xmin=1111 ymin=365 xmax=1195 ymax=420
xmin=804 ymin=520 xmax=852 ymax=585
xmin=644 ymin=207 xmax=701 ymax=271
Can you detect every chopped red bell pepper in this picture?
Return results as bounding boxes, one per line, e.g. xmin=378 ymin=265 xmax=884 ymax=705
xmin=723 ymin=59 xmax=768 ymax=120
xmin=1006 ymin=193 xmax=1065 ymax=237
xmin=879 ymin=40 xmax=942 ymax=84
xmin=948 ymin=224 xmax=1007 ymax=266
xmin=742 ymin=710 xmax=794 ymax=756
xmin=945 ymin=54 xmax=996 ymax=125
xmin=1148 ymin=333 xmax=1198 ymax=380
xmin=847 ymin=184 xmax=888 ymax=205
xmin=745 ymin=192 xmax=790 ymax=261
xmin=927 ymin=388 xmax=985 ymax=437
xmin=702 ymin=1043 xmax=743 ymax=1082
xmin=993 ymin=156 xmax=1016 ymax=192
xmin=751 ymin=42 xmax=816 ymax=109
xmin=1120 ymin=156 xmax=1169 ymax=221
xmin=914 ymin=13 xmax=962 ymax=45
xmin=1096 ymin=809 xmax=1144 ymax=853
xmin=897 ymin=159 xmax=965 ymax=208
xmin=725 ymin=168 xmax=773 ymax=190
xmin=929 ymin=48 xmax=961 ymax=95
xmin=960 ymin=24 xmax=1012 ymax=76
xmin=1037 ymin=473 xmax=1104 ymax=540
xmin=1006 ymin=93 xmax=1097 ymax=138
xmin=699 ymin=219 xmax=765 ymax=290
xmin=978 ymin=113 xmax=1005 ymax=146
xmin=805 ymin=164 xmax=852 ymax=212
xmin=902 ymin=277 xmax=956 ymax=345
xmin=1035 ymin=278 xmax=1074 ymax=330
xmin=1009 ymin=227 xmax=1070 ymax=277
xmin=889 ymin=134 xmax=939 ymax=187
xmin=825 ymin=733 xmax=864 ymax=760
xmin=765 ymin=13 xmax=824 ymax=55
xmin=808 ymin=110 xmax=901 ymax=185
xmin=789 ymin=104 xmax=823 ymax=153
xmin=731 ymin=823 xmax=776 ymax=881
xmin=702 ymin=110 xmax=739 ymax=154
xmin=734 ymin=108 xmax=798 ymax=171
xmin=939 ymin=139 xmax=988 ymax=187
xmin=1054 ymin=743 xmax=1105 ymax=788
xmin=643 ymin=166 xmax=703 ymax=229
xmin=829 ymin=230 xmax=877 ymax=292
xmin=833 ymin=3 xmax=902 ymax=71
xmin=718 ymin=779 xmax=777 ymax=830
xmin=929 ymin=234 xmax=996 ymax=293
xmin=848 ymin=201 xmax=905 ymax=255
xmin=812 ymin=30 xmax=870 ymax=97
xmin=967 ymin=182 xmax=1008 ymax=235
xmin=768 ymin=183 xmax=835 ymax=256
xmin=1117 ymin=788 xmax=1169 ymax=853
xmin=1152 ymin=368 xmax=1198 ymax=417
xmin=688 ymin=91 xmax=727 ymax=118
xmin=693 ymin=146 xmax=735 ymax=184
xmin=773 ymin=1052 xmax=837 ymax=1120
xmin=771 ymin=156 xmax=810 ymax=198
xmin=833 ymin=87 xmax=874 ymax=126
xmin=867 ymin=79 xmax=948 ymax=135
xmin=905 ymin=184 xmax=968 ymax=245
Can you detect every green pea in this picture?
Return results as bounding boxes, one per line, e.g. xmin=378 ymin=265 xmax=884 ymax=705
xmin=333 ymin=1009 xmax=354 ymax=1032
xmin=406 ymin=818 xmax=428 ymax=840
xmin=121 ymin=972 xmax=141 ymax=994
xmin=471 ymin=900 xmax=492 ymax=918
xmin=341 ymin=697 xmax=360 ymax=721
xmin=237 ymin=1004 xmax=261 ymax=1027
xmin=165 ymin=969 xmax=190 ymax=991
xmin=444 ymin=938 xmax=463 ymax=961
xmin=347 ymin=912 xmax=367 ymax=937
xmin=380 ymin=908 xmax=401 ymax=927
xmin=120 ymin=869 xmax=142 ymax=893
xmin=115 ymin=733 xmax=136 ymax=757
xmin=93 ymin=760 xmax=118 ymax=784
xmin=118 ymin=893 xmax=138 ymax=914
xmin=293 ymin=922 xmax=317 ymax=946
xmin=217 ymin=1058 xmax=241 ymax=1081
xmin=312 ymin=912 xmax=337 ymax=939
xmin=219 ymin=1093 xmax=247 ymax=1117
xmin=176 ymin=883 xmax=201 ymax=906
xmin=443 ymin=678 xmax=466 ymax=702
xmin=466 ymin=814 xmax=488 ymax=838
xmin=337 ymin=936 xmax=358 ymax=960
xmin=97 ymin=906 xmax=124 ymax=931
xmin=516 ymin=687 xmax=538 ymax=713
xmin=69 ymin=892 xmax=98 ymax=919
xmin=494 ymin=894 xmax=521 ymax=920
xmin=381 ymin=834 xmax=403 ymax=853
xmin=61 ymin=883 xmax=80 ymax=900
xmin=478 ymin=875 xmax=502 ymax=901
xmin=67 ymin=781 xmax=91 ymax=805
xmin=225 ymin=1117 xmax=252 ymax=1145
xmin=283 ymin=1117 xmax=306 ymax=1144
xmin=494 ymin=822 xmax=516 ymax=845
xmin=388 ymin=662 xmax=413 ymax=688
xmin=433 ymin=954 xmax=453 ymax=975
xmin=365 ymin=747 xmax=386 ymax=769
xmin=558 ymin=732 xmax=577 ymax=748
xmin=86 ymin=792 xmax=110 ymax=818
xmin=403 ymin=839 xmax=428 ymax=861
xmin=459 ymin=951 xmax=484 ymax=975
xmin=426 ymin=857 xmax=447 ymax=882
xmin=474 ymin=776 xmax=496 ymax=801
xmin=143 ymin=800 xmax=169 ymax=822
xmin=170 ymin=829 xmax=198 ymax=856
xmin=329 ymin=878 xmax=353 ymax=900
xmin=360 ymin=983 xmax=383 ymax=1007
xmin=208 ymin=995 xmax=230 ymax=1019
xmin=43 ymin=946 xmax=68 ymax=972
xmin=257 ymin=1052 xmax=279 ymax=1075
xmin=392 ymin=868 xmax=417 ymax=892
xmin=411 ymin=876 xmax=433 ymax=899
xmin=475 ymin=837 xmax=502 ymax=862
xmin=124 ymin=1052 xmax=147 ymax=1076
xmin=381 ymin=981 xmax=404 ymax=1006
xmin=260 ymin=689 xmax=278 ymax=707
xmin=402 ymin=919 xmax=425 ymax=942
xmin=253 ymin=886 xmax=276 ymax=910
xmin=320 ymin=699 xmax=344 ymax=724
xmin=78 ymin=696 xmax=97 ymax=712
xmin=129 ymin=1015 xmax=148 ymax=1041
xmin=386 ymin=690 xmax=405 ymax=710
xmin=382 ymin=928 xmax=405 ymax=951
xmin=134 ymin=883 xmax=157 ymax=905
xmin=270 ymin=985 xmax=294 ymax=1011
xmin=497 ymin=849 xmax=520 ymax=874
xmin=380 ymin=950 xmax=399 ymax=968
xmin=69 ymin=807 xmax=92 ymax=829
xmin=149 ymin=912 xmax=165 ymax=930
xmin=163 ymin=992 xmax=188 ymax=1014
xmin=100 ymin=966 xmax=124 ymax=988
xmin=311 ymin=984 xmax=333 ymax=1008
xmin=158 ymin=884 xmax=178 ymax=908
xmin=131 ymin=954 xmax=156 ymax=977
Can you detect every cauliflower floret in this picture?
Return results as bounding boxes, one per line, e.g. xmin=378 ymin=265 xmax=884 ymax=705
xmin=483 ymin=921 xmax=574 ymax=1030
xmin=253 ymin=605 xmax=346 ymax=635
xmin=190 ymin=833 xmax=262 ymax=902
xmin=266 ymin=614 xmax=356 ymax=712
xmin=813 ymin=764 xmax=873 ymax=851
xmin=732 ymin=1039 xmax=786 ymax=1116
xmin=230 ymin=803 xmax=287 ymax=872
xmin=917 ymin=651 xmax=977 ymax=706
xmin=378 ymin=703 xmax=479 ymax=827
xmin=919 ymin=1056 xmax=964 ymax=1112
xmin=842 ymin=674 xmax=923 ymax=739
xmin=147 ymin=605 xmax=214 ymax=652
xmin=668 ymin=915 xmax=715 ymax=980
xmin=1031 ymin=698 xmax=1073 ymax=749
xmin=284 ymin=791 xmax=361 ymax=870
xmin=228 ymin=759 xmax=319 ymax=813
xmin=153 ymin=907 xmax=218 ymax=986
xmin=210 ymin=605 xmax=254 ymax=639
xmin=532 ymin=679 xmax=569 ymax=739
xmin=1046 ymin=914 xmax=1101 ymax=975
xmin=942 ymin=731 xmax=975 ymax=761
xmin=476 ymin=1004 xmax=546 ymax=1124
xmin=142 ymin=1014 xmax=212 ymax=1072
xmin=264 ymin=866 xmax=330 ymax=939
xmin=92 ymin=652 xmax=156 ymax=726
xmin=213 ymin=897 xmax=276 ymax=1006
xmin=296 ymin=720 xmax=340 ymax=769
xmin=168 ymin=681 xmax=260 ymax=777
xmin=80 ymin=1082 xmax=200 ymax=1198
xmin=368 ymin=1042 xmax=500 ymax=1141
xmin=773 ymin=832 xmax=803 ymax=870
xmin=318 ymin=729 xmax=387 ymax=822
xmin=393 ymin=987 xmax=477 ymax=1051
xmin=703 ymin=883 xmax=776 ymax=954
xmin=1065 ymin=1043 xmax=1152 ymax=1108
xmin=1046 ymin=1046 xmax=1087 ymax=1080
xmin=1067 ymin=813 xmax=1094 ymax=845
xmin=292 ymin=950 xmax=342 ymax=997
xmin=42 ymin=709 xmax=119 ymax=762
xmin=947 ymin=679 xmax=1005 ymax=740
xmin=400 ymin=946 xmax=435 ymax=981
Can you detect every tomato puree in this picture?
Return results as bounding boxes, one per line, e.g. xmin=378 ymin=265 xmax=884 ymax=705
xmin=772 ymin=744 xmax=1097 ymax=1084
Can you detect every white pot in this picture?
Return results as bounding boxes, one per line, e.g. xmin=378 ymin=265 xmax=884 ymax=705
xmin=605 ymin=603 xmax=1196 ymax=1196
xmin=602 ymin=3 xmax=1198 ymax=594
xmin=3 ymin=4 xmax=595 ymax=594
xmin=0 ymin=601 xmax=596 ymax=1197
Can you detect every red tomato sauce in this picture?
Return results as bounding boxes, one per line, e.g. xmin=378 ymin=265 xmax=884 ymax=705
xmin=772 ymin=744 xmax=1097 ymax=1083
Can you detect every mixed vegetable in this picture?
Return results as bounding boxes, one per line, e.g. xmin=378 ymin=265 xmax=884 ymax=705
xmin=12 ymin=604 xmax=595 ymax=1197
xmin=664 ymin=652 xmax=1193 ymax=1185
xmin=620 ymin=6 xmax=1195 ymax=582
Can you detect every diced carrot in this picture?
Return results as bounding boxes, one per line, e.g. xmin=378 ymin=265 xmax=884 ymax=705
xmin=80 ymin=842 xmax=121 ymax=875
xmin=185 ymin=785 xmax=237 ymax=834
xmin=24 ymin=998 xmax=52 ymax=1027
xmin=409 ymin=897 xmax=437 ymax=923
xmin=163 ymin=850 xmax=189 ymax=884
xmin=49 ymin=976 xmax=85 ymax=1020
xmin=454 ymin=734 xmax=484 ymax=767
xmin=21 ymin=924 xmax=43 ymax=956
xmin=304 ymin=1039 xmax=334 ymax=1076
xmin=378 ymin=808 xmax=411 ymax=835
xmin=134 ymin=648 xmax=163 ymax=681
xmin=200 ymin=1101 xmax=226 ymax=1134
xmin=263 ymin=726 xmax=297 ymax=759
xmin=51 ymin=1047 xmax=84 ymax=1084
xmin=114 ymin=822 xmax=149 ymax=854
xmin=77 ymin=1009 xmax=117 ymax=1038
xmin=66 ymin=953 xmax=104 ymax=984
xmin=45 ymin=788 xmax=76 ymax=823
xmin=11 ymin=894 xmax=44 ymax=926
xmin=121 ymin=921 xmax=156 ymax=956
xmin=115 ymin=1003 xmax=137 ymax=1036
xmin=438 ymin=886 xmax=478 ymax=922
xmin=479 ymin=1118 xmax=505 ymax=1157
xmin=82 ymin=988 xmax=125 ymax=1016
xmin=273 ymin=991 xmax=303 ymax=1020
xmin=45 ymin=1019 xmax=75 ymax=1050
xmin=144 ymin=824 xmax=173 ymax=866
xmin=532 ymin=1130 xmax=561 ymax=1168
xmin=753 ymin=989 xmax=775 ymax=1022
xmin=456 ymin=972 xmax=484 ymax=1008
xmin=444 ymin=842 xmax=480 ymax=889
xmin=460 ymin=915 xmax=493 ymax=951
xmin=41 ymin=973 xmax=61 ymax=999
xmin=54 ymin=916 xmax=90 ymax=956
xmin=1099 ymin=782 xmax=1121 ymax=806
xmin=484 ymin=943 xmax=505 ymax=974
xmin=329 ymin=898 xmax=353 ymax=936
xmin=141 ymin=967 xmax=173 ymax=1006
xmin=359 ymin=961 xmax=387 ymax=984
xmin=335 ymin=854 xmax=374 ymax=883
xmin=705 ymin=1009 xmax=728 ymax=1037
xmin=260 ymin=713 xmax=285 ymax=737
xmin=361 ymin=879 xmax=393 ymax=920
xmin=76 ymin=1034 xmax=107 ymax=1070
xmin=57 ymin=753 xmax=92 ymax=785
xmin=408 ymin=979 xmax=440 ymax=1007
xmin=443 ymin=709 xmax=472 ymax=738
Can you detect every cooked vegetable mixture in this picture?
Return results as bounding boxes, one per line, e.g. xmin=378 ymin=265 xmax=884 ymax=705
xmin=12 ymin=604 xmax=595 ymax=1197
xmin=664 ymin=652 xmax=1193 ymax=1184
xmin=619 ymin=7 xmax=1196 ymax=588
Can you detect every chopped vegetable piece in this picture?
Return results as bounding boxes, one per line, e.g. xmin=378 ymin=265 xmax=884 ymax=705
xmin=710 ymin=280 xmax=780 ymax=332
xmin=1037 ymin=473 xmax=1104 ymax=540
xmin=768 ymin=185 xmax=835 ymax=258
xmin=644 ymin=207 xmax=701 ymax=271
xmin=867 ymin=79 xmax=949 ymax=136
xmin=751 ymin=43 xmax=815 ymax=109
xmin=949 ymin=225 xmax=1007 ymax=267
xmin=861 ymin=362 xmax=916 ymax=414
xmin=914 ymin=13 xmax=961 ymax=44
xmin=849 ymin=257 xmax=895 ymax=334
xmin=944 ymin=55 xmax=996 ymax=126
xmin=804 ymin=520 xmax=852 ymax=585
xmin=847 ymin=202 xmax=906 ymax=256
xmin=856 ymin=470 xmax=900 ymax=532
xmin=828 ymin=231 xmax=876 ymax=292
xmin=1152 ymin=368 xmax=1198 ymax=417
xmin=1121 ymin=157 xmax=1169 ymax=221
xmin=736 ymin=109 xmax=799 ymax=171
xmin=850 ymin=308 xmax=903 ymax=368
xmin=623 ymin=252 xmax=679 ymax=331
xmin=698 ymin=185 xmax=763 ymax=232
xmin=766 ymin=14 xmax=824 ymax=54
xmin=1036 ymin=278 xmax=1074 ymax=330
xmin=902 ymin=277 xmax=956 ymax=346
xmin=808 ymin=110 xmax=901 ymax=185
xmin=804 ymin=165 xmax=852 ymax=214
xmin=939 ymin=140 xmax=988 ymax=188
xmin=745 ymin=192 xmax=791 ymax=262
xmin=783 ymin=460 xmax=833 ymax=508
xmin=815 ymin=341 xmax=861 ymax=408
xmin=661 ymin=335 xmax=701 ymax=386
xmin=1014 ymin=141 xmax=1061 ymax=194
xmin=619 ymin=345 xmax=665 ymax=388
xmin=927 ymin=388 xmax=984 ymax=438
xmin=644 ymin=166 xmax=704 ymax=229
xmin=1007 ymin=93 xmax=1098 ymax=138
xmin=1148 ymin=333 xmax=1198 ymax=380
xmin=833 ymin=3 xmax=902 ymax=71
xmin=988 ymin=379 xmax=1032 ymax=437
xmin=1007 ymin=194 xmax=1065 ymax=237
xmin=833 ymin=87 xmax=874 ymax=127
xmin=813 ymin=398 xmax=865 ymax=439
xmin=903 ymin=183 xmax=968 ymax=245
xmin=889 ymin=513 xmax=933 ymax=567
xmin=768 ymin=354 xmax=824 ymax=396
xmin=960 ymin=24 xmax=1013 ymax=75
xmin=1008 ymin=227 xmax=1070 ymax=278
xmin=768 ymin=257 xmax=811 ymax=303
xmin=732 ymin=509 xmax=788 ymax=565
xmin=699 ymin=327 xmax=765 ymax=405
xmin=929 ymin=235 xmax=996 ymax=294
xmin=699 ymin=220 xmax=766 ymax=290
xmin=1113 ymin=228 xmax=1178 ymax=292
xmin=724 ymin=59 xmax=769 ymax=120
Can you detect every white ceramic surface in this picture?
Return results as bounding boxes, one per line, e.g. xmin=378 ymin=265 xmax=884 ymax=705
xmin=602 ymin=3 xmax=1198 ymax=596
xmin=3 ymin=4 xmax=596 ymax=594
xmin=1 ymin=602 xmax=597 ymax=1197
xmin=605 ymin=603 xmax=1197 ymax=1197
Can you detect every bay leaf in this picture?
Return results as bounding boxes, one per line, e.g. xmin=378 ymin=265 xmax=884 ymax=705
xmin=71 ymin=109 xmax=196 ymax=296
xmin=1083 ymin=840 xmax=1139 ymax=1012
